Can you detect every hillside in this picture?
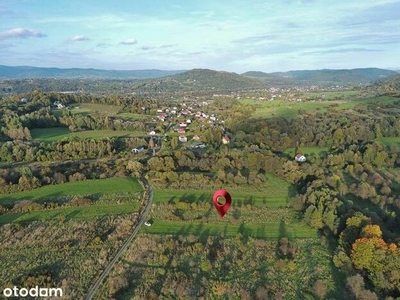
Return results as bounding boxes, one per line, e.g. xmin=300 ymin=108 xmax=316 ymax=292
xmin=0 ymin=65 xmax=186 ymax=79
xmin=370 ymin=74 xmax=400 ymax=95
xmin=243 ymin=68 xmax=398 ymax=86
xmin=134 ymin=68 xmax=265 ymax=92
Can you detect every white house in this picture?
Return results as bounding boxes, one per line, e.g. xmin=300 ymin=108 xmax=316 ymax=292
xmin=20 ymin=98 xmax=28 ymax=103
xmin=295 ymin=153 xmax=306 ymax=162
xmin=179 ymin=135 xmax=187 ymax=142
xmin=132 ymin=146 xmax=145 ymax=153
xmin=222 ymin=136 xmax=230 ymax=144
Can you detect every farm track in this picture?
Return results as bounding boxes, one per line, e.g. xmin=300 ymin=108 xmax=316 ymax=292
xmin=84 ymin=175 xmax=153 ymax=300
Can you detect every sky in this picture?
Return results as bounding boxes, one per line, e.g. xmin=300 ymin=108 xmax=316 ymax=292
xmin=0 ymin=0 xmax=399 ymax=73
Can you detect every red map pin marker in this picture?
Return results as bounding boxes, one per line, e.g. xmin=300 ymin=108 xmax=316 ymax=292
xmin=213 ymin=189 xmax=232 ymax=218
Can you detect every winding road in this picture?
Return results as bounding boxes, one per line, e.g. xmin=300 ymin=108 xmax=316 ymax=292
xmin=84 ymin=175 xmax=153 ymax=300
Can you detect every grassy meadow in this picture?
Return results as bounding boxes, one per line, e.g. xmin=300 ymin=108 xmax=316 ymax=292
xmin=31 ymin=127 xmax=145 ymax=142
xmin=0 ymin=177 xmax=144 ymax=223
xmin=284 ymin=146 xmax=329 ymax=157
xmin=145 ymin=173 xmax=317 ymax=239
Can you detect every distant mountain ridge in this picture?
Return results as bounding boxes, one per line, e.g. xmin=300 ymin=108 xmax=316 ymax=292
xmin=242 ymin=68 xmax=398 ymax=85
xmin=0 ymin=65 xmax=398 ymax=93
xmin=0 ymin=65 xmax=186 ymax=79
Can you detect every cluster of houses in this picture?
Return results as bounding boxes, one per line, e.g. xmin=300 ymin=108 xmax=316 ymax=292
xmin=152 ymin=101 xmax=226 ymax=145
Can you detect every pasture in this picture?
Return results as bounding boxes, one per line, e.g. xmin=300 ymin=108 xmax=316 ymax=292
xmin=31 ymin=127 xmax=145 ymax=142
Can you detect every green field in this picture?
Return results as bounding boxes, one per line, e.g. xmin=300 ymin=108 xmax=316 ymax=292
xmin=142 ymin=220 xmax=318 ymax=239
xmin=0 ymin=177 xmax=142 ymax=204
xmin=31 ymin=127 xmax=145 ymax=142
xmin=375 ymin=136 xmax=400 ymax=147
xmin=153 ymin=173 xmax=291 ymax=207
xmin=301 ymin=90 xmax=361 ymax=100
xmin=69 ymin=103 xmax=149 ymax=121
xmin=284 ymin=146 xmax=329 ymax=156
xmin=146 ymin=173 xmax=317 ymax=239
xmin=71 ymin=103 xmax=120 ymax=115
xmin=241 ymin=96 xmax=400 ymax=119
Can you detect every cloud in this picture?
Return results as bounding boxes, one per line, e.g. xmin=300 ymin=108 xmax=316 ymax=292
xmin=120 ymin=38 xmax=138 ymax=45
xmin=0 ymin=27 xmax=46 ymax=41
xmin=141 ymin=46 xmax=155 ymax=50
xmin=96 ymin=42 xmax=111 ymax=48
xmin=302 ymin=48 xmax=383 ymax=56
xmin=71 ymin=35 xmax=89 ymax=41
xmin=160 ymin=44 xmax=177 ymax=49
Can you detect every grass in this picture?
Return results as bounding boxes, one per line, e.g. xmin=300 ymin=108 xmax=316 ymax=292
xmin=31 ymin=127 xmax=146 ymax=142
xmin=284 ymin=146 xmax=329 ymax=156
xmin=147 ymin=173 xmax=317 ymax=239
xmin=301 ymin=90 xmax=361 ymax=100
xmin=70 ymin=103 xmax=149 ymax=121
xmin=241 ymin=96 xmax=400 ymax=119
xmin=0 ymin=203 xmax=139 ymax=224
xmin=71 ymin=103 xmax=120 ymax=114
xmin=153 ymin=173 xmax=291 ymax=207
xmin=142 ymin=220 xmax=318 ymax=239
xmin=375 ymin=137 xmax=400 ymax=147
xmin=0 ymin=177 xmax=142 ymax=205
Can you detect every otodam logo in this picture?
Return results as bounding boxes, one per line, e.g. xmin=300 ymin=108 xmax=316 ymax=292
xmin=3 ymin=286 xmax=63 ymax=298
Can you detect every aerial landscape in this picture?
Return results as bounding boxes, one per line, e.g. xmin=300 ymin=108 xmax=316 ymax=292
xmin=1 ymin=0 xmax=400 ymax=299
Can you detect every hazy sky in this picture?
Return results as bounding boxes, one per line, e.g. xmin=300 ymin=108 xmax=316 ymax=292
xmin=0 ymin=0 xmax=399 ymax=72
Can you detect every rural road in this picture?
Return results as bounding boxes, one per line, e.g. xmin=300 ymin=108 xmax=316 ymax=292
xmin=84 ymin=175 xmax=153 ymax=300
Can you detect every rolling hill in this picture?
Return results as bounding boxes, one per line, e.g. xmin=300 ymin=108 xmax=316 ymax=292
xmin=133 ymin=69 xmax=265 ymax=92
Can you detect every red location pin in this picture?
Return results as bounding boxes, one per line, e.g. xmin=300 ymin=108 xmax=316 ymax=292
xmin=213 ymin=189 xmax=232 ymax=218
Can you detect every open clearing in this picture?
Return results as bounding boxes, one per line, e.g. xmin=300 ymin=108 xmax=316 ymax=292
xmin=69 ymin=103 xmax=149 ymax=121
xmin=284 ymin=146 xmax=329 ymax=156
xmin=375 ymin=136 xmax=400 ymax=147
xmin=153 ymin=173 xmax=291 ymax=207
xmin=146 ymin=173 xmax=317 ymax=239
xmin=31 ymin=127 xmax=145 ymax=142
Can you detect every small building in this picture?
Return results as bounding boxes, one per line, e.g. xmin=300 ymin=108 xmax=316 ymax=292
xmin=20 ymin=98 xmax=28 ymax=103
xmin=295 ymin=153 xmax=306 ymax=162
xmin=222 ymin=135 xmax=230 ymax=144
xmin=186 ymin=119 xmax=192 ymax=124
xmin=132 ymin=146 xmax=145 ymax=153
xmin=179 ymin=135 xmax=187 ymax=143
xmin=177 ymin=128 xmax=186 ymax=134
xmin=193 ymin=135 xmax=200 ymax=140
